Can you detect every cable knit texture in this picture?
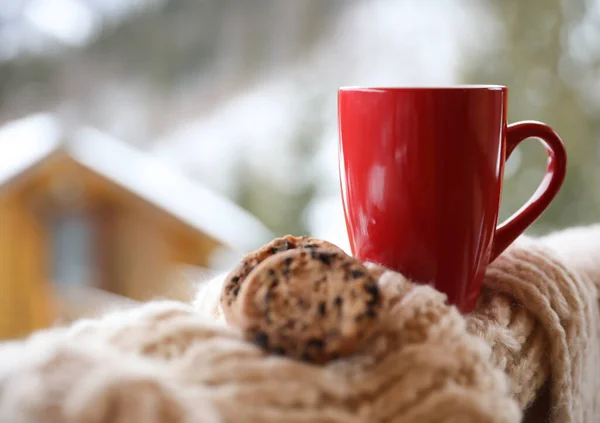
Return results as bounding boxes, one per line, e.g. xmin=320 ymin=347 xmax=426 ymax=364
xmin=0 ymin=225 xmax=599 ymax=423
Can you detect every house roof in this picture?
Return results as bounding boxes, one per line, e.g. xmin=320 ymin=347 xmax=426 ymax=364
xmin=0 ymin=113 xmax=274 ymax=253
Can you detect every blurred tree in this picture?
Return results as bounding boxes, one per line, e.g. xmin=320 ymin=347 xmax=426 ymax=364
xmin=4 ymin=0 xmax=598 ymax=240
xmin=0 ymin=0 xmax=349 ymax=238
xmin=461 ymin=0 xmax=600 ymax=233
xmin=233 ymin=85 xmax=325 ymax=237
xmin=0 ymin=0 xmax=345 ymax=138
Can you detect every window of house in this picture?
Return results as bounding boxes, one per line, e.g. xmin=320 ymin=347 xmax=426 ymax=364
xmin=50 ymin=213 xmax=96 ymax=287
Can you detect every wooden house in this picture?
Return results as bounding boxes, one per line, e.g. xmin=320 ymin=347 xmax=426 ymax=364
xmin=0 ymin=114 xmax=273 ymax=340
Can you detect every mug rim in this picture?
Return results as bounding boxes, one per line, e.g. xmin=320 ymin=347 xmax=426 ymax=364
xmin=339 ymin=85 xmax=506 ymax=92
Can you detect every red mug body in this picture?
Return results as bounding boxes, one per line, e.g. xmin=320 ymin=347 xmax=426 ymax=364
xmin=338 ymin=86 xmax=566 ymax=313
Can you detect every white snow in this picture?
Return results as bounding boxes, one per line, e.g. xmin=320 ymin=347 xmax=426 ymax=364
xmin=0 ymin=113 xmax=62 ymax=185
xmin=0 ymin=114 xmax=274 ymax=254
xmin=69 ymin=127 xmax=274 ymax=252
xmin=23 ymin=0 xmax=100 ymax=47
xmin=155 ymin=78 xmax=311 ymax=197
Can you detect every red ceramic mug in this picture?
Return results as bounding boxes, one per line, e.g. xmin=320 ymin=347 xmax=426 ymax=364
xmin=338 ymin=85 xmax=567 ymax=313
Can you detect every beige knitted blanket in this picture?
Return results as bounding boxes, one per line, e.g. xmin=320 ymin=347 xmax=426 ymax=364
xmin=1 ymin=226 xmax=599 ymax=423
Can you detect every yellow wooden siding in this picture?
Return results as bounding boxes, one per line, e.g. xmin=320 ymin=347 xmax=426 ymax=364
xmin=0 ymin=196 xmax=19 ymax=338
xmin=169 ymin=226 xmax=219 ymax=268
xmin=16 ymin=195 xmax=54 ymax=333
xmin=112 ymin=207 xmax=170 ymax=301
xmin=110 ymin=202 xmax=218 ymax=302
xmin=0 ymin=151 xmax=227 ymax=338
xmin=0 ymin=193 xmax=53 ymax=339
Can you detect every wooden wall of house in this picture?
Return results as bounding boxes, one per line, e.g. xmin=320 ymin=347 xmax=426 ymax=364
xmin=112 ymin=207 xmax=171 ymax=301
xmin=167 ymin=230 xmax=218 ymax=301
xmin=0 ymin=191 xmax=53 ymax=340
xmin=110 ymin=205 xmax=218 ymax=303
xmin=0 ymin=153 xmax=229 ymax=337
xmin=60 ymin=161 xmax=223 ymax=303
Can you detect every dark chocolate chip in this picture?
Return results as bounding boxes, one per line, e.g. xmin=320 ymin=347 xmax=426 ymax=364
xmin=318 ymin=302 xmax=326 ymax=316
xmin=232 ymin=286 xmax=240 ymax=296
xmin=364 ymin=283 xmax=380 ymax=305
xmin=254 ymin=332 xmax=269 ymax=348
xmin=269 ymin=247 xmax=278 ymax=254
xmin=282 ymin=257 xmax=293 ymax=276
xmin=317 ymin=253 xmax=333 ymax=265
xmin=334 ymin=296 xmax=343 ymax=306
xmin=366 ymin=308 xmax=377 ymax=318
xmin=231 ymin=276 xmax=240 ymax=284
xmin=267 ymin=268 xmax=276 ymax=277
xmin=306 ymin=338 xmax=324 ymax=349
xmin=350 ymin=269 xmax=365 ymax=279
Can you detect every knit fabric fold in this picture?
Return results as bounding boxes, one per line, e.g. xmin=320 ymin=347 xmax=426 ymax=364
xmin=468 ymin=230 xmax=600 ymax=422
xmin=0 ymin=226 xmax=599 ymax=423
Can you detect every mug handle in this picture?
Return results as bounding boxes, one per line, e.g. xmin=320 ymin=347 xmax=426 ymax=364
xmin=490 ymin=121 xmax=567 ymax=262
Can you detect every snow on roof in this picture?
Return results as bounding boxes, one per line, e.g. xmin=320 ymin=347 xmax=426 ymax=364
xmin=69 ymin=128 xmax=274 ymax=252
xmin=0 ymin=113 xmax=63 ymax=185
xmin=0 ymin=114 xmax=274 ymax=253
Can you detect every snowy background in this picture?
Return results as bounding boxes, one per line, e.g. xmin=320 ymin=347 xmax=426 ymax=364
xmin=1 ymin=0 xmax=599 ymax=256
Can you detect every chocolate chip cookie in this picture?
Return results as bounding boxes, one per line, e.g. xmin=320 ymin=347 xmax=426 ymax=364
xmin=235 ymin=247 xmax=382 ymax=364
xmin=221 ymin=235 xmax=345 ymax=324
